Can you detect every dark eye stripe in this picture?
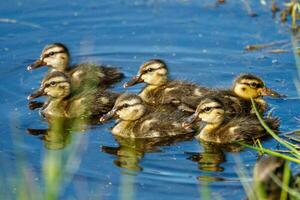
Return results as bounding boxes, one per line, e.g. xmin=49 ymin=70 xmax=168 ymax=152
xmin=45 ymin=80 xmax=67 ymax=87
xmin=142 ymin=66 xmax=164 ymax=74
xmin=200 ymin=106 xmax=222 ymax=113
xmin=44 ymin=50 xmax=65 ymax=58
xmin=243 ymin=82 xmax=263 ymax=88
xmin=117 ymin=103 xmax=140 ymax=111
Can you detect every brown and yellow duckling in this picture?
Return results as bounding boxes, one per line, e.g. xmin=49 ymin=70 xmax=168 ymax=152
xmin=221 ymin=73 xmax=284 ymax=114
xmin=99 ymin=93 xmax=194 ymax=138
xmin=28 ymin=71 xmax=119 ymax=119
xmin=253 ymin=156 xmax=300 ymax=200
xmin=27 ymin=43 xmax=124 ymax=90
xmin=182 ymin=96 xmax=280 ymax=144
xmin=123 ymin=59 xmax=209 ymax=112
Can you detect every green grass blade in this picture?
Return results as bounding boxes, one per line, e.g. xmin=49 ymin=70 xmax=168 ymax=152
xmin=238 ymin=142 xmax=300 ymax=164
xmin=251 ymin=98 xmax=300 ymax=158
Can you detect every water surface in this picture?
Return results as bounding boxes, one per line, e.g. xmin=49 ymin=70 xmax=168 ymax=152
xmin=0 ymin=0 xmax=299 ymax=199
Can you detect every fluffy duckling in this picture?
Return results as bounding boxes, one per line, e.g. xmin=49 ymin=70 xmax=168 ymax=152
xmin=27 ymin=43 xmax=124 ymax=89
xmin=123 ymin=59 xmax=209 ymax=112
xmin=28 ymin=71 xmax=119 ymax=119
xmin=99 ymin=93 xmax=194 ymax=138
xmin=202 ymin=74 xmax=284 ymax=115
xmin=226 ymin=73 xmax=283 ymax=113
xmin=182 ymin=96 xmax=280 ymax=143
xmin=253 ymin=156 xmax=300 ymax=200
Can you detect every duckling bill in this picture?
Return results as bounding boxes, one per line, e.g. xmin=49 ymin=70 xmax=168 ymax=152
xmin=27 ymin=43 xmax=124 ymax=89
xmin=100 ymin=93 xmax=194 ymax=138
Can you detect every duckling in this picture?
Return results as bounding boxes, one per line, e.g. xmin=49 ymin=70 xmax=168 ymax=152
xmin=200 ymin=74 xmax=283 ymax=116
xmin=123 ymin=59 xmax=209 ymax=112
xmin=182 ymin=96 xmax=280 ymax=143
xmin=27 ymin=43 xmax=124 ymax=90
xmin=99 ymin=93 xmax=194 ymax=138
xmin=226 ymin=73 xmax=283 ymax=113
xmin=253 ymin=156 xmax=300 ymax=200
xmin=28 ymin=71 xmax=119 ymax=119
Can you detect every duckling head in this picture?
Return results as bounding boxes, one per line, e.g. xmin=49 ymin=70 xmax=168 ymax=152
xmin=27 ymin=43 xmax=70 ymax=72
xmin=124 ymin=59 xmax=168 ymax=88
xmin=232 ymin=74 xmax=283 ymax=99
xmin=100 ymin=93 xmax=147 ymax=122
xmin=28 ymin=71 xmax=71 ymax=100
xmin=182 ymin=97 xmax=225 ymax=128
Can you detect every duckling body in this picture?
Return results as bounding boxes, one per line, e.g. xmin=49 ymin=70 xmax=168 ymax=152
xmin=182 ymin=96 xmax=280 ymax=144
xmin=28 ymin=71 xmax=119 ymax=119
xmin=124 ymin=59 xmax=209 ymax=112
xmin=196 ymin=114 xmax=279 ymax=143
xmin=28 ymin=43 xmax=123 ymax=90
xmin=253 ymin=156 xmax=300 ymax=200
xmin=100 ymin=93 xmax=194 ymax=138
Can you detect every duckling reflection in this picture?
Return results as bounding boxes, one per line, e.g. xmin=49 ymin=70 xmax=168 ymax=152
xmin=124 ymin=59 xmax=209 ymax=112
xmin=27 ymin=117 xmax=87 ymax=150
xmin=28 ymin=71 xmax=119 ymax=119
xmin=183 ymin=96 xmax=280 ymax=143
xmin=102 ymin=134 xmax=194 ymax=171
xmin=185 ymin=141 xmax=243 ymax=173
xmin=252 ymin=156 xmax=300 ymax=200
xmin=27 ymin=43 xmax=124 ymax=90
xmin=100 ymin=93 xmax=195 ymax=138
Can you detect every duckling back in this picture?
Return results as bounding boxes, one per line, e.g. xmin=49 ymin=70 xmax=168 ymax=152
xmin=204 ymin=115 xmax=280 ymax=143
xmin=70 ymin=63 xmax=123 ymax=91
xmin=113 ymin=105 xmax=194 ymax=138
xmin=65 ymin=88 xmax=119 ymax=118
xmin=141 ymin=80 xmax=209 ymax=111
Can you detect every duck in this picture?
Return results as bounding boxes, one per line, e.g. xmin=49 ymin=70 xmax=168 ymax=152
xmin=27 ymin=43 xmax=124 ymax=90
xmin=182 ymin=95 xmax=280 ymax=144
xmin=220 ymin=73 xmax=283 ymax=114
xmin=252 ymin=156 xmax=300 ymax=200
xmin=123 ymin=59 xmax=210 ymax=112
xmin=99 ymin=93 xmax=194 ymax=138
xmin=27 ymin=71 xmax=119 ymax=119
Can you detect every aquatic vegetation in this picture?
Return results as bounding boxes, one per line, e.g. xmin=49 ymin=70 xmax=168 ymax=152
xmin=281 ymin=0 xmax=300 ymax=30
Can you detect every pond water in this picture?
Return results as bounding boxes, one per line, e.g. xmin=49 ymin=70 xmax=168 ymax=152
xmin=1 ymin=0 xmax=299 ymax=199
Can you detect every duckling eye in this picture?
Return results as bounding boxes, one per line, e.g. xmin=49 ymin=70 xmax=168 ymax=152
xmin=146 ymin=68 xmax=154 ymax=73
xmin=49 ymin=52 xmax=55 ymax=56
xmin=50 ymin=81 xmax=56 ymax=86
xmin=203 ymin=107 xmax=212 ymax=113
xmin=250 ymin=82 xmax=257 ymax=88
xmin=122 ymin=103 xmax=130 ymax=108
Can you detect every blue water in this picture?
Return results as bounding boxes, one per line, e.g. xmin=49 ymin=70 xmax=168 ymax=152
xmin=1 ymin=0 xmax=299 ymax=199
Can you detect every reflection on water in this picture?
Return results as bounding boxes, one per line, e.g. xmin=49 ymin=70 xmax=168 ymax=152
xmin=186 ymin=141 xmax=243 ymax=172
xmin=102 ymin=134 xmax=194 ymax=171
xmin=27 ymin=117 xmax=88 ymax=150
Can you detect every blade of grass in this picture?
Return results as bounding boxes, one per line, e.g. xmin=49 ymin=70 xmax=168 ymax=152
xmin=280 ymin=161 xmax=291 ymax=200
xmin=251 ymin=98 xmax=300 ymax=158
xmin=234 ymin=156 xmax=256 ymax=200
xmin=238 ymin=142 xmax=300 ymax=164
